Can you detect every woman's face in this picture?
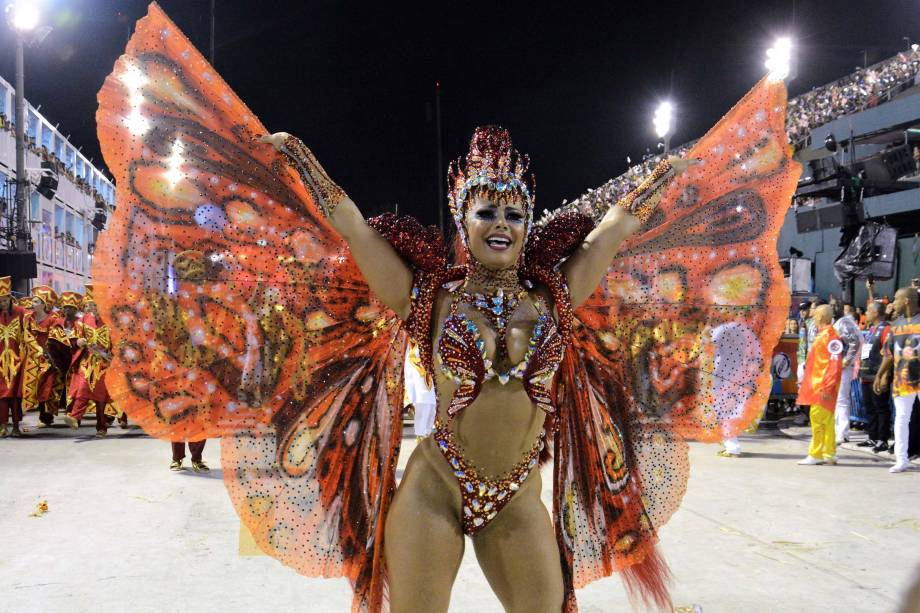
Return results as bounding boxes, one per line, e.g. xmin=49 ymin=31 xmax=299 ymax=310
xmin=463 ymin=192 xmax=527 ymax=271
xmin=32 ymin=297 xmax=46 ymax=314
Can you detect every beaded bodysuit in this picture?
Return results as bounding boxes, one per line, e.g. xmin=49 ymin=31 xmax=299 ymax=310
xmin=434 ymin=286 xmax=563 ymax=534
xmin=94 ymin=6 xmax=800 ymax=611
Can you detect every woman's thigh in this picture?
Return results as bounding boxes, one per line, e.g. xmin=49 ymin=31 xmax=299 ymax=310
xmin=385 ymin=443 xmax=465 ymax=613
xmin=471 ymin=479 xmax=564 ymax=613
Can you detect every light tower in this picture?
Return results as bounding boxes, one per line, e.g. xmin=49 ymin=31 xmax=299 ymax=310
xmin=3 ymin=1 xmax=49 ymax=293
xmin=765 ymin=36 xmax=793 ymax=80
xmin=654 ymin=101 xmax=673 ymax=154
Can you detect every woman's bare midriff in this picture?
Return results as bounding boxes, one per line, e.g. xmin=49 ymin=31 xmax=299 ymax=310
xmin=403 ymin=287 xmax=549 ymax=511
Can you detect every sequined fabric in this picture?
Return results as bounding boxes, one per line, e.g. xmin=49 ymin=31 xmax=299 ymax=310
xmin=280 ymin=135 xmax=347 ymax=216
xmin=94 ymin=6 xmax=404 ymax=612
xmin=434 ymin=419 xmax=544 ymax=535
xmin=553 ymin=76 xmax=800 ymax=611
xmin=616 ymin=158 xmax=675 ymax=222
xmin=437 ymin=290 xmax=560 ymax=415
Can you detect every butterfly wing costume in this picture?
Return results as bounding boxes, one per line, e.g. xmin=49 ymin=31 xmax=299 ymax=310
xmin=93 ymin=4 xmax=799 ymax=611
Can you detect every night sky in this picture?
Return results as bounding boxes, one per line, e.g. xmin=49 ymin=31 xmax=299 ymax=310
xmin=0 ymin=0 xmax=917 ymax=226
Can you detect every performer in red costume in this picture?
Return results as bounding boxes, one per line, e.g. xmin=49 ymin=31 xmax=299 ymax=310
xmin=63 ymin=286 xmax=113 ymax=437
xmin=92 ymin=5 xmax=799 ymax=611
xmin=22 ymin=285 xmax=65 ymax=427
xmin=0 ymin=276 xmax=26 ymax=437
xmin=53 ymin=291 xmax=83 ymax=421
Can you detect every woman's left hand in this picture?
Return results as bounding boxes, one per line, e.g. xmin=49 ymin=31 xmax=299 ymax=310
xmin=604 ymin=202 xmax=642 ymax=236
xmin=667 ymin=155 xmax=701 ymax=175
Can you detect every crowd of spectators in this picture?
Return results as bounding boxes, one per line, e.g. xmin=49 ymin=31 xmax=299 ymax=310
xmin=787 ymin=47 xmax=920 ymax=144
xmin=544 ymin=46 xmax=920 ymax=226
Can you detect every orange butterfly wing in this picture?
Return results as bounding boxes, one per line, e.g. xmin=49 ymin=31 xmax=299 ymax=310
xmin=553 ymin=77 xmax=800 ymax=609
xmin=94 ymin=4 xmax=405 ymax=611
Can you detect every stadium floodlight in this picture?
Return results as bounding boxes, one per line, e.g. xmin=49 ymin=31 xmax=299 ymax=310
xmin=8 ymin=1 xmax=40 ymax=31
xmin=765 ymin=36 xmax=793 ymax=80
xmin=653 ymin=101 xmax=673 ymax=139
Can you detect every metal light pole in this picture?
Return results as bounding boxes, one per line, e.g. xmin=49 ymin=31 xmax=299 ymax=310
xmin=6 ymin=1 xmax=44 ymax=295
xmin=14 ymin=29 xmax=28 ymax=253
xmin=435 ymin=81 xmax=444 ymax=232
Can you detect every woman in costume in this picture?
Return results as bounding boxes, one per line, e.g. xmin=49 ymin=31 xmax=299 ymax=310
xmin=261 ymin=124 xmax=693 ymax=613
xmin=21 ymin=285 xmax=65 ymax=427
xmin=93 ymin=5 xmax=799 ymax=611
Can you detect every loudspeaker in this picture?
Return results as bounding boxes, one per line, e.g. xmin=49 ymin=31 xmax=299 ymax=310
xmin=794 ymin=202 xmax=863 ymax=233
xmin=36 ymin=160 xmax=59 ymax=200
xmin=833 ymin=223 xmax=897 ymax=282
xmin=805 ymin=156 xmax=840 ymax=182
xmin=795 ymin=209 xmax=818 ymax=233
xmin=0 ymin=252 xmax=38 ymax=280
xmin=866 ymin=224 xmax=897 ymax=279
xmin=854 ymin=144 xmax=915 ymax=182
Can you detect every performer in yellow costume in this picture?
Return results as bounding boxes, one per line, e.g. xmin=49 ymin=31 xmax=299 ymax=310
xmin=796 ymin=305 xmax=843 ymax=465
xmin=21 ymin=285 xmax=66 ymax=427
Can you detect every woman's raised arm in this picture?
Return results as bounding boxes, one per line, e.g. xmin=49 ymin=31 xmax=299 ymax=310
xmin=561 ymin=156 xmax=695 ymax=308
xmin=262 ymin=133 xmax=414 ymax=319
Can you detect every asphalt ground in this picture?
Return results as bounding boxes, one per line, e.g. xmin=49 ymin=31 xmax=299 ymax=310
xmin=2 ymin=412 xmax=919 ymax=612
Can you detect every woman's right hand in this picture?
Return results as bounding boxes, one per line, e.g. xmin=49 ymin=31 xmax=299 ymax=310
xmin=259 ymin=132 xmax=290 ymax=152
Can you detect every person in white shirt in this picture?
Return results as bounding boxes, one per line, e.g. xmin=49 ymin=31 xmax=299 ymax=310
xmin=404 ymin=341 xmax=436 ymax=438
xmin=833 ymin=305 xmax=862 ymax=444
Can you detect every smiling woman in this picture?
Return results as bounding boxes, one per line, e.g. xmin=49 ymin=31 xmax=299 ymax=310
xmin=91 ymin=4 xmax=800 ymax=613
xmin=465 ymin=194 xmax=528 ymax=269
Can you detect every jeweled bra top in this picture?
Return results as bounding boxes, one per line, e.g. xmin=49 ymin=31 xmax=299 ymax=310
xmin=436 ymin=285 xmax=565 ymax=417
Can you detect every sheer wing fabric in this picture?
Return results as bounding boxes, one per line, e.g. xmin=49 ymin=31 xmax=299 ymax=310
xmin=94 ymin=4 xmax=405 ymax=611
xmin=554 ymin=76 xmax=799 ymax=609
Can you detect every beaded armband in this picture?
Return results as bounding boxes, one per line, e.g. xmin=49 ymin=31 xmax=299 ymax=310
xmin=279 ymin=135 xmax=347 ymax=217
xmin=615 ymin=158 xmax=675 ymax=223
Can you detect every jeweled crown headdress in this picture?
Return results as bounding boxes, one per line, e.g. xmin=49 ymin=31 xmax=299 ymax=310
xmin=448 ymin=126 xmax=534 ymax=246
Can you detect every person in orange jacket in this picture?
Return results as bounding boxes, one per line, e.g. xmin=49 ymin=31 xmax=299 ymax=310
xmin=796 ymin=305 xmax=844 ymax=465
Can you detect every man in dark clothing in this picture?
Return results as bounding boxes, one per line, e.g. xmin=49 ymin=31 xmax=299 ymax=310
xmin=858 ymin=301 xmax=891 ymax=452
